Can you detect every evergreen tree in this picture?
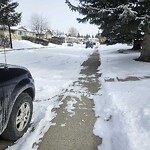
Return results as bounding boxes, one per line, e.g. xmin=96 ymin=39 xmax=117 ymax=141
xmin=77 ymin=33 xmax=80 ymax=38
xmin=0 ymin=0 xmax=21 ymax=48
xmin=66 ymin=0 xmax=150 ymax=62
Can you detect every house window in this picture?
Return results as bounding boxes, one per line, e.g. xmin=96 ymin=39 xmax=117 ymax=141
xmin=18 ymin=31 xmax=22 ymax=35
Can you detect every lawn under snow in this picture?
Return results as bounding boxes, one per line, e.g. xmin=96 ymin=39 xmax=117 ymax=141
xmin=0 ymin=40 xmax=150 ymax=150
xmin=93 ymin=44 xmax=150 ymax=150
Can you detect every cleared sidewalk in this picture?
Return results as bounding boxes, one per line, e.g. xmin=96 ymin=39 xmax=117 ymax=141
xmin=38 ymin=50 xmax=102 ymax=150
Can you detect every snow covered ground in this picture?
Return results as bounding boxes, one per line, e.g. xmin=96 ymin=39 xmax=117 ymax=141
xmin=0 ymin=40 xmax=96 ymax=149
xmin=0 ymin=40 xmax=150 ymax=150
xmin=93 ymin=44 xmax=150 ymax=150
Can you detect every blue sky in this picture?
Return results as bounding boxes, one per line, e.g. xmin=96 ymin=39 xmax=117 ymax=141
xmin=16 ymin=0 xmax=99 ymax=36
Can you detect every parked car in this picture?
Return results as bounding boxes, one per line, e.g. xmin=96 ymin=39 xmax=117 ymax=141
xmin=85 ymin=41 xmax=93 ymax=48
xmin=0 ymin=63 xmax=35 ymax=141
xmin=67 ymin=42 xmax=73 ymax=46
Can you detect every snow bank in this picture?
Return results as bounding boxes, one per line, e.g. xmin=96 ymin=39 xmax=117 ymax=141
xmin=12 ymin=40 xmax=43 ymax=49
xmin=93 ymin=44 xmax=150 ymax=150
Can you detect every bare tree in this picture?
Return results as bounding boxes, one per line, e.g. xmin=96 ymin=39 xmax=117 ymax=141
xmin=30 ymin=13 xmax=49 ymax=38
xmin=55 ymin=30 xmax=64 ymax=37
xmin=68 ymin=27 xmax=78 ymax=37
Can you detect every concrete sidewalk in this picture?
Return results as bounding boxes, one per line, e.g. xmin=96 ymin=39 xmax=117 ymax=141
xmin=38 ymin=50 xmax=102 ymax=150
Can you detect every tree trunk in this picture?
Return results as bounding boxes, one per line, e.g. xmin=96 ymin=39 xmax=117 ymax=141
xmin=131 ymin=40 xmax=141 ymax=50
xmin=137 ymin=28 xmax=150 ymax=62
xmin=8 ymin=25 xmax=13 ymax=49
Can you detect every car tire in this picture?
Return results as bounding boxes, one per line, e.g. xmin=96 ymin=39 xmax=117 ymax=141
xmin=1 ymin=92 xmax=33 ymax=141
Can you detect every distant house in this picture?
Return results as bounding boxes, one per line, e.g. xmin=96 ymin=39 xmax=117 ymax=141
xmin=44 ymin=30 xmax=53 ymax=39
xmin=65 ymin=36 xmax=98 ymax=44
xmin=10 ymin=26 xmax=27 ymax=39
xmin=0 ymin=26 xmax=36 ymax=40
xmin=36 ymin=30 xmax=53 ymax=39
xmin=10 ymin=26 xmax=36 ymax=39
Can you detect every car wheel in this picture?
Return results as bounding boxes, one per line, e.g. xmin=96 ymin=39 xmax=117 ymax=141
xmin=1 ymin=92 xmax=33 ymax=141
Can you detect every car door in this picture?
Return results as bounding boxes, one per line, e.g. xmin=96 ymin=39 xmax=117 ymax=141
xmin=0 ymin=86 xmax=4 ymax=133
xmin=0 ymin=68 xmax=14 ymax=133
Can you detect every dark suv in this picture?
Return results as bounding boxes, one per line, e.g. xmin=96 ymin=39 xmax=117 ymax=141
xmin=85 ymin=41 xmax=94 ymax=48
xmin=0 ymin=63 xmax=35 ymax=141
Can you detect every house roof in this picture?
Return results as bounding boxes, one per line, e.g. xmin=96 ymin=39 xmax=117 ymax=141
xmin=10 ymin=26 xmax=36 ymax=34
xmin=43 ymin=30 xmax=53 ymax=35
xmin=10 ymin=26 xmax=28 ymax=31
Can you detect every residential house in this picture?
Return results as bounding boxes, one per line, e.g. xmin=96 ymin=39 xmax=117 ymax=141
xmin=0 ymin=26 xmax=36 ymax=40
xmin=36 ymin=30 xmax=53 ymax=39
xmin=10 ymin=26 xmax=36 ymax=39
xmin=44 ymin=30 xmax=53 ymax=39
